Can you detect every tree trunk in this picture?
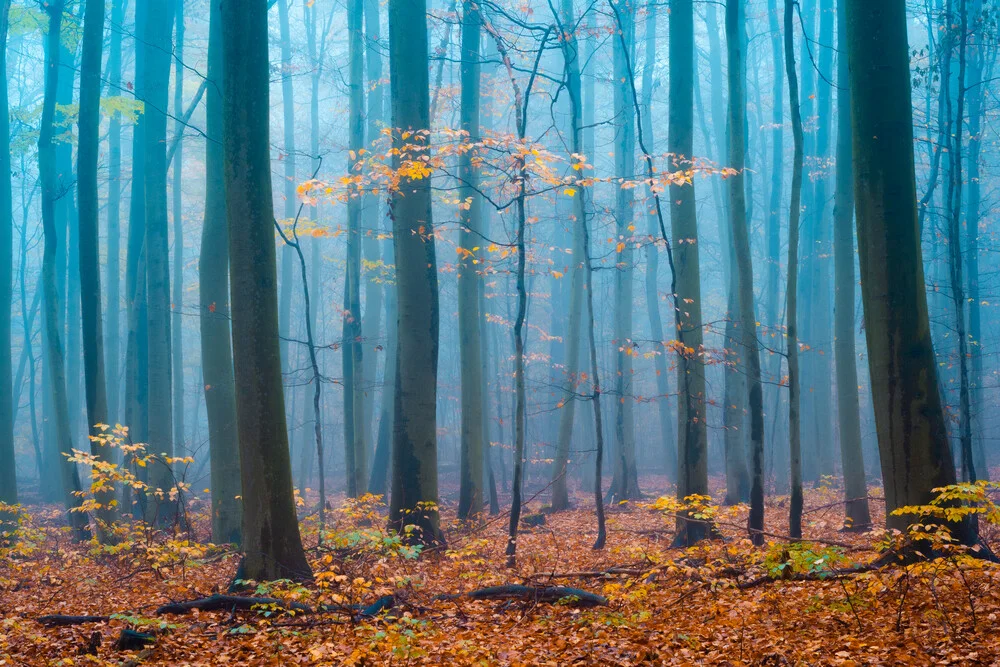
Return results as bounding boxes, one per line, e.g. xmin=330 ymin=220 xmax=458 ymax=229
xmin=200 ymin=0 xmax=242 ymax=545
xmin=221 ymin=0 xmax=312 ymax=581
xmin=832 ymin=0 xmax=870 ymax=531
xmin=609 ymin=0 xmax=640 ymax=503
xmin=171 ymin=0 xmax=186 ymax=458
xmin=387 ymin=0 xmax=443 ymax=545
xmin=344 ymin=0 xmax=367 ymax=498
xmin=669 ymin=0 xmax=710 ymax=546
xmin=784 ymin=0 xmax=805 ymax=540
xmin=276 ymin=0 xmax=297 ymax=375
xmin=39 ymin=2 xmax=89 ymax=540
xmin=79 ymin=0 xmax=119 ymax=535
xmin=143 ymin=0 xmax=178 ymax=527
xmin=845 ymin=0 xmax=972 ymax=544
xmin=106 ymin=0 xmax=123 ymax=426
xmin=0 ymin=0 xmax=15 ymax=510
xmin=725 ymin=0 xmax=755 ymax=509
xmin=457 ymin=0 xmax=484 ymax=520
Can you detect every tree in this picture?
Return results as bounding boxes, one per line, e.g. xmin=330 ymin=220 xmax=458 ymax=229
xmin=608 ymin=0 xmax=640 ymax=503
xmin=39 ymin=0 xmax=89 ymax=540
xmin=832 ymin=0 xmax=870 ymax=531
xmin=276 ymin=0 xmax=297 ymax=374
xmin=725 ymin=0 xmax=762 ymax=522
xmin=669 ymin=0 xmax=710 ymax=547
xmin=143 ymin=0 xmax=178 ymax=526
xmin=105 ymin=0 xmax=124 ymax=425
xmin=171 ymin=0 xmax=186 ymax=459
xmin=845 ymin=0 xmax=972 ymax=544
xmin=550 ymin=0 xmax=588 ymax=512
xmin=78 ymin=0 xmax=119 ymax=534
xmin=387 ymin=0 xmax=444 ymax=546
xmin=221 ymin=0 xmax=312 ymax=580
xmin=0 ymin=0 xmax=14 ymax=512
xmin=344 ymin=0 xmax=367 ymax=498
xmin=200 ymin=0 xmax=242 ymax=545
xmin=783 ymin=0 xmax=805 ymax=540
xmin=457 ymin=0 xmax=485 ymax=521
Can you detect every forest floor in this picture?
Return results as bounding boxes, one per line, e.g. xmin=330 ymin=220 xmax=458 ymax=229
xmin=1 ymin=476 xmax=998 ymax=665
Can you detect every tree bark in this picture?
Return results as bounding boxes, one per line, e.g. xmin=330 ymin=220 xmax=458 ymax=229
xmin=201 ymin=0 xmax=242 ymax=545
xmin=457 ymin=0 xmax=484 ymax=520
xmin=0 ymin=0 xmax=15 ymax=510
xmin=832 ymin=0 xmax=870 ymax=530
xmin=669 ymin=0 xmax=710 ymax=546
xmin=221 ymin=0 xmax=312 ymax=580
xmin=845 ymin=0 xmax=972 ymax=544
xmin=387 ymin=0 xmax=443 ymax=545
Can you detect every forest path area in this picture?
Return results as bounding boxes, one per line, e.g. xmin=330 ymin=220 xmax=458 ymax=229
xmin=1 ymin=480 xmax=996 ymax=665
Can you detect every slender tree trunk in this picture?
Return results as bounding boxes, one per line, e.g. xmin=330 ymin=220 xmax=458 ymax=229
xmin=387 ymin=0 xmax=443 ymax=545
xmin=277 ymin=0 xmax=297 ymax=375
xmin=200 ymin=0 xmax=242 ymax=545
xmin=79 ymin=0 xmax=119 ymax=535
xmin=550 ymin=0 xmax=587 ymax=512
xmin=39 ymin=2 xmax=89 ymax=540
xmin=670 ymin=0 xmax=710 ymax=546
xmin=457 ymin=0 xmax=484 ymax=520
xmin=784 ymin=0 xmax=805 ymax=540
xmin=965 ymin=0 xmax=988 ymax=480
xmin=106 ymin=0 xmax=123 ymax=427
xmin=845 ymin=0 xmax=972 ymax=544
xmin=0 ymin=0 xmax=15 ymax=511
xmin=344 ymin=0 xmax=367 ymax=497
xmin=171 ymin=0 xmax=186 ymax=457
xmin=945 ymin=0 xmax=975 ymax=484
xmin=221 ymin=0 xmax=312 ymax=581
xmin=832 ymin=0 xmax=870 ymax=531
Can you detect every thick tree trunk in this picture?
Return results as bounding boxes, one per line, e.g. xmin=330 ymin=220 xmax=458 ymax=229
xmin=832 ymin=0 xmax=870 ymax=530
xmin=725 ymin=0 xmax=756 ymax=510
xmin=221 ymin=0 xmax=312 ymax=581
xmin=457 ymin=0 xmax=484 ymax=520
xmin=143 ymin=0 xmax=178 ymax=527
xmin=387 ymin=0 xmax=443 ymax=545
xmin=200 ymin=0 xmax=242 ymax=545
xmin=669 ymin=0 xmax=710 ymax=546
xmin=845 ymin=0 xmax=972 ymax=544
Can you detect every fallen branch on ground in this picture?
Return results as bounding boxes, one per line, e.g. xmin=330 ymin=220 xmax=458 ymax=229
xmin=436 ymin=585 xmax=607 ymax=607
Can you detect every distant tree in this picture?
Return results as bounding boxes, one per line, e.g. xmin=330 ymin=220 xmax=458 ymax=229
xmin=105 ymin=0 xmax=124 ymax=425
xmin=387 ymin=0 xmax=444 ymax=545
xmin=845 ymin=0 xmax=972 ymax=544
xmin=0 ymin=0 xmax=15 ymax=512
xmin=171 ymin=0 xmax=186 ymax=460
xmin=344 ymin=0 xmax=367 ymax=498
xmin=221 ymin=0 xmax=312 ymax=580
xmin=200 ymin=0 xmax=242 ymax=545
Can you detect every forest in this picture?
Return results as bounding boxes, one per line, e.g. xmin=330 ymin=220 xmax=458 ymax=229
xmin=1 ymin=0 xmax=999 ymax=663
